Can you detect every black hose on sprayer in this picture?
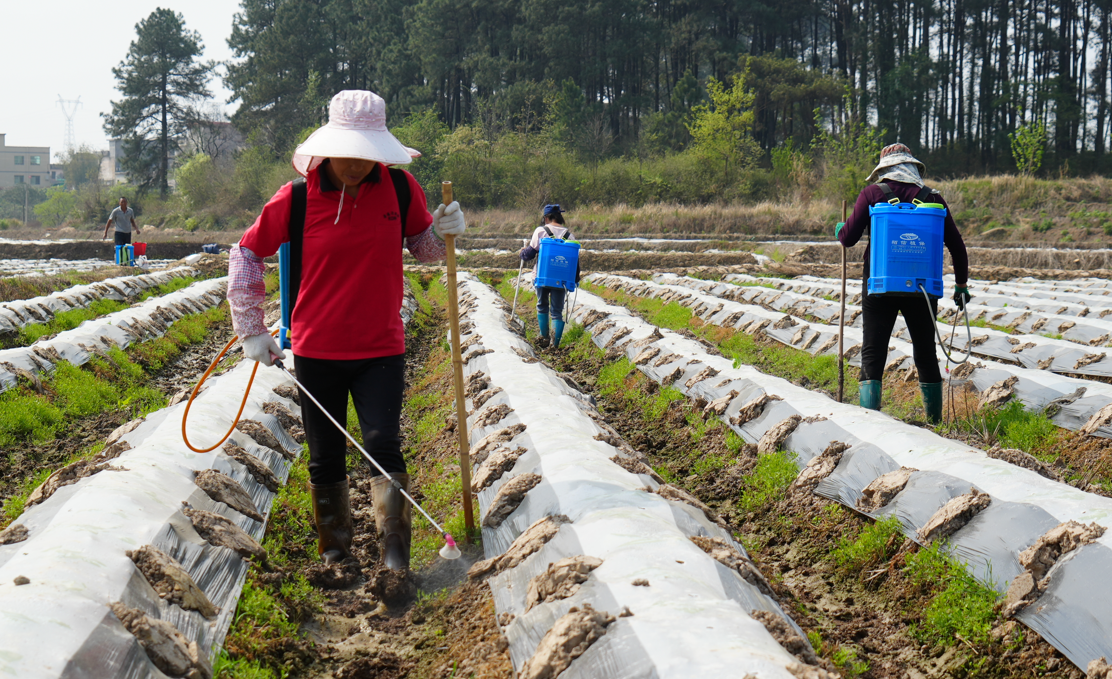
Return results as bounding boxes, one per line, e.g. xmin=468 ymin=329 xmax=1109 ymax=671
xmin=919 ymin=283 xmax=972 ymax=367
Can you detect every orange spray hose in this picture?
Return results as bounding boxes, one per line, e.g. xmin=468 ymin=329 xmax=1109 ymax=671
xmin=181 ymin=328 xmax=279 ymax=453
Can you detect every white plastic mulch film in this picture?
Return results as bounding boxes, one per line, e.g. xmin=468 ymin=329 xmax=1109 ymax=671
xmin=569 ymin=282 xmax=1112 ymax=672
xmin=0 ymin=273 xmax=221 ymax=395
xmin=0 ymin=359 xmax=300 ymax=679
xmin=455 ymin=272 xmax=815 ymax=679
xmin=0 ymin=265 xmax=198 ymax=336
xmin=0 ymin=280 xmax=422 ymax=678
xmin=637 ymin=273 xmax=1112 ymax=440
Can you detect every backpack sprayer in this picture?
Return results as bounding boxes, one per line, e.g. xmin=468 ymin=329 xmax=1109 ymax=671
xmin=535 ymin=236 xmax=581 ymax=322
xmin=867 ymin=193 xmax=972 ymax=367
xmin=180 ymin=241 xmax=461 ymax=561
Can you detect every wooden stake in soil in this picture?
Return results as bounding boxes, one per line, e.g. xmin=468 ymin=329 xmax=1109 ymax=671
xmin=837 ymin=199 xmax=847 ymax=404
xmin=443 ymin=181 xmax=476 ymax=540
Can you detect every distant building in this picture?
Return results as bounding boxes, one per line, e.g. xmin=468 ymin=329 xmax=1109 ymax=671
xmin=0 ymin=134 xmax=51 ymax=189
xmin=49 ymin=164 xmax=64 ymax=185
xmin=99 ymin=138 xmax=128 ymax=184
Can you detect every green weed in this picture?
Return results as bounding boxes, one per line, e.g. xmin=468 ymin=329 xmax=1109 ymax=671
xmin=213 ymin=651 xmax=284 ymax=679
xmin=905 ymin=543 xmax=999 ymax=644
xmin=832 ymin=646 xmax=870 ymax=678
xmin=833 ymin=515 xmax=904 ymax=573
xmin=737 ymin=451 xmax=798 ymax=512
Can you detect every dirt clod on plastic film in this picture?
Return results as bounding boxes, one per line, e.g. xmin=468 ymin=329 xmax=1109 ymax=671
xmin=109 ymin=602 xmax=212 ymax=679
xmin=518 ymin=603 xmax=616 ymax=679
xmin=481 ymin=473 xmax=542 ymax=528
xmin=128 ymin=545 xmax=219 ymax=619
xmin=855 ymin=467 xmax=917 ymax=513
xmin=469 ymin=514 xmax=571 ymax=579
xmin=525 ymin=555 xmax=603 ymax=611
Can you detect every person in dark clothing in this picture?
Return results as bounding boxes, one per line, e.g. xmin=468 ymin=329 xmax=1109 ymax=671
xmin=836 ymin=143 xmax=971 ymax=424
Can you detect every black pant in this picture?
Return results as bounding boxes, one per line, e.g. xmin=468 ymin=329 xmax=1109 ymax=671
xmin=114 ymin=231 xmax=132 ymax=246
xmin=295 ymin=353 xmax=406 ymax=485
xmin=860 ymin=294 xmax=941 ymax=383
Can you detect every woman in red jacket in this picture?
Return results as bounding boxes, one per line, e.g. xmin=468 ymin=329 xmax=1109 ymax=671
xmin=227 ymin=90 xmax=465 ymax=570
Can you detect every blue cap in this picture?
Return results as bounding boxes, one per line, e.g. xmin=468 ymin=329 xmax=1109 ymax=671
xmin=542 ymin=204 xmax=565 ymax=216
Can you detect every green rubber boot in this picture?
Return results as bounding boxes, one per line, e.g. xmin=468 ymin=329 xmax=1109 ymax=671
xmin=859 ymin=380 xmax=882 ymax=411
xmin=552 ymin=319 xmax=566 ymax=348
xmin=537 ymin=313 xmax=550 ymax=348
xmin=920 ymin=382 xmax=943 ymax=425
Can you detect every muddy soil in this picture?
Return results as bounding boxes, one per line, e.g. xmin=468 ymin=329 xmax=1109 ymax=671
xmin=502 ymin=280 xmax=1081 ymax=678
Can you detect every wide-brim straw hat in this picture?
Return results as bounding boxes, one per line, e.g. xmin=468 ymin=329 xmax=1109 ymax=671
xmin=292 ymin=90 xmax=413 ymax=177
xmin=865 ymin=144 xmax=925 ymax=183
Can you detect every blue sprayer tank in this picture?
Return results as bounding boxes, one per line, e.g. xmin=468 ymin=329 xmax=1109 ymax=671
xmin=534 ymin=237 xmax=580 ymax=291
xmin=278 ymin=242 xmax=292 ymax=350
xmin=867 ymin=202 xmax=947 ymax=298
xmin=115 ymin=244 xmax=134 ymax=266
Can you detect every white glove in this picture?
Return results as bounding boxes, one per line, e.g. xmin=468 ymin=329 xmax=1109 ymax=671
xmin=242 ymin=333 xmax=285 ymax=367
xmin=432 ymin=201 xmax=466 ymax=238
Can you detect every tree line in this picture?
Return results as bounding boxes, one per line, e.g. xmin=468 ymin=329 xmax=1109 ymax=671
xmin=77 ymin=0 xmax=1112 ymax=222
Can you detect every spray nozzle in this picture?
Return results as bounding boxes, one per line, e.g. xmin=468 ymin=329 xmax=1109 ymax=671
xmin=439 ymin=533 xmax=462 ymax=560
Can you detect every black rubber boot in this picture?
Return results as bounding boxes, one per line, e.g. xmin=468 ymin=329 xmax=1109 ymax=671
xmin=370 ymin=473 xmax=412 ymax=571
xmin=309 ymin=477 xmax=353 ymax=565
xmin=920 ymin=381 xmax=944 ymax=425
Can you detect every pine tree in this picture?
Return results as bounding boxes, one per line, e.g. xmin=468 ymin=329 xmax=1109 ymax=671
xmin=103 ymin=8 xmax=212 ymax=197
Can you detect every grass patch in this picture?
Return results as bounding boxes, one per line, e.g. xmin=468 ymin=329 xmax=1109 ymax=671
xmin=905 ymin=543 xmax=1000 ymax=645
xmin=586 ymin=283 xmax=859 ymax=402
xmin=737 ymin=451 xmax=798 ymax=513
xmin=946 ymin=400 xmax=1060 ymax=454
xmin=832 ymin=515 xmax=905 ymax=573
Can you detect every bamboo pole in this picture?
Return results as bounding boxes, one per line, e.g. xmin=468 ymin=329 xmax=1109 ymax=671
xmin=442 ymin=181 xmax=475 ymax=539
xmin=837 ymin=199 xmax=848 ymax=404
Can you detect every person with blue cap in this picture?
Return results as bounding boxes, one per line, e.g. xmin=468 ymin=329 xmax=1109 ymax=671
xmin=520 ymin=204 xmax=574 ymax=348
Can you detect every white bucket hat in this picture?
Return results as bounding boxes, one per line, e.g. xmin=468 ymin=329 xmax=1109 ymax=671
xmin=865 ymin=143 xmax=925 ymax=183
xmin=292 ymin=90 xmax=413 ymax=177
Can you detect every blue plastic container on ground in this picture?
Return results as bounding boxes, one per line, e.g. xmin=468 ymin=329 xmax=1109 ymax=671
xmin=534 ymin=238 xmax=580 ymax=291
xmin=867 ymin=203 xmax=946 ymax=297
xmin=115 ymin=245 xmax=134 ymax=266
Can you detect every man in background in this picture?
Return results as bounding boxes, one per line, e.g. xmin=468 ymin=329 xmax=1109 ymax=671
xmin=103 ymin=197 xmax=140 ymax=245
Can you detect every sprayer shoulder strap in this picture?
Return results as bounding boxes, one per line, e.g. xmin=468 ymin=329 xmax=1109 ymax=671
xmin=288 ymin=179 xmax=307 ymax=317
xmin=877 ymin=182 xmax=935 ymax=204
xmin=287 ymin=171 xmax=411 ymax=314
xmin=540 ymin=225 xmax=572 ymax=241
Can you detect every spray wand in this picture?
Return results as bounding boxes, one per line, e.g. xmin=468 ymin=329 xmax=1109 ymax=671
xmin=271 ymin=359 xmax=462 ymax=561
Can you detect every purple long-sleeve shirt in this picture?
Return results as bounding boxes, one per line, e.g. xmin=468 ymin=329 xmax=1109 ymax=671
xmin=838 ymin=181 xmax=969 ymax=286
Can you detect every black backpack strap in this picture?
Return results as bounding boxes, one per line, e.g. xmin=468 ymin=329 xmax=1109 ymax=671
xmin=288 ymin=179 xmax=307 ymax=314
xmin=877 ymin=182 xmax=899 ymax=204
xmin=914 ymin=185 xmax=935 ymax=204
xmin=542 ymin=225 xmax=554 ymax=238
xmin=388 ymin=167 xmax=411 ymax=243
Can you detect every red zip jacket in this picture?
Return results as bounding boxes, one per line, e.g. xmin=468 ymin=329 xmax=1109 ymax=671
xmin=235 ymin=163 xmax=436 ymax=359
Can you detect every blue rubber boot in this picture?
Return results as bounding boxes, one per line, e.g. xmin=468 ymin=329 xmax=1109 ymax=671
xmin=920 ymin=382 xmax=943 ymax=425
xmin=537 ymin=313 xmax=550 ymax=348
xmin=859 ymin=380 xmax=882 ymax=411
xmin=552 ymin=319 xmax=566 ymax=348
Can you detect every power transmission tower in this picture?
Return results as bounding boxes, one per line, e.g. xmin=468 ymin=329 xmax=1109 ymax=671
xmin=57 ymin=95 xmax=82 ymax=152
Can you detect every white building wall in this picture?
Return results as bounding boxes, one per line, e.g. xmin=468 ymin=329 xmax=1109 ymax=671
xmin=0 ymin=134 xmax=51 ymax=189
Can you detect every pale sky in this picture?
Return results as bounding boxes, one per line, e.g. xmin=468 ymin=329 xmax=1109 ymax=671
xmin=0 ymin=0 xmax=240 ymax=163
